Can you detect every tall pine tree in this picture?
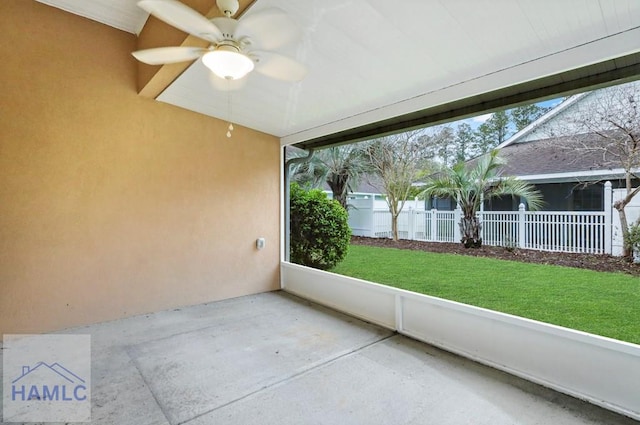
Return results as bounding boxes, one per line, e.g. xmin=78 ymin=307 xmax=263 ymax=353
xmin=510 ymin=104 xmax=550 ymax=132
xmin=475 ymin=110 xmax=510 ymax=153
xmin=453 ymin=122 xmax=477 ymax=163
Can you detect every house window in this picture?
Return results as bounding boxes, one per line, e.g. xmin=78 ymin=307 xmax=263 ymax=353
xmin=429 ymin=196 xmax=455 ymax=211
xmin=484 ymin=195 xmax=519 ymax=211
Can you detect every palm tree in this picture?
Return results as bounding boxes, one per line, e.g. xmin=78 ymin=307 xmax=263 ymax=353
xmin=290 ymin=144 xmax=371 ymax=210
xmin=422 ymin=150 xmax=543 ymax=248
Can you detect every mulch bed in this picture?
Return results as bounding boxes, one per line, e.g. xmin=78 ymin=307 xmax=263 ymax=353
xmin=351 ymin=236 xmax=640 ymax=277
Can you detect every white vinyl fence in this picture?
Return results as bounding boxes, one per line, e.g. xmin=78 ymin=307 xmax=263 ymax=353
xmin=349 ymin=182 xmax=614 ymax=255
xmin=612 ymin=187 xmax=640 ymax=256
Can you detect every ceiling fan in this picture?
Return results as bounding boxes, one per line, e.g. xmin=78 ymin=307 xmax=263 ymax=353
xmin=132 ymin=0 xmax=307 ymax=87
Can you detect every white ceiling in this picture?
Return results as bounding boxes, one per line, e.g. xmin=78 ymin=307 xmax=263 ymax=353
xmin=35 ymin=0 xmax=640 ymax=146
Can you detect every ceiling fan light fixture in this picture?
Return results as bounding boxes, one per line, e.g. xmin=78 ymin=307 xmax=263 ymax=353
xmin=202 ymin=48 xmax=254 ymax=80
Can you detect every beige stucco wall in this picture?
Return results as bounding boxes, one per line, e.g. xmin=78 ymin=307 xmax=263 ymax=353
xmin=0 ymin=1 xmax=281 ymax=334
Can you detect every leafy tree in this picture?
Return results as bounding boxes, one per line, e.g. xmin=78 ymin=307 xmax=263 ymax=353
xmin=288 ymin=149 xmax=325 ymax=189
xmin=365 ymin=130 xmax=430 ymax=241
xmin=421 ymin=150 xmax=543 ymax=248
xmin=289 ymin=184 xmax=351 ymax=270
xmin=290 ymin=144 xmax=371 ymax=210
xmin=510 ymin=104 xmax=550 ymax=132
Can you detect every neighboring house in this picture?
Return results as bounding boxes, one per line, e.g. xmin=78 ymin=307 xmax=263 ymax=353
xmin=486 ymin=133 xmax=634 ymax=211
xmin=430 ymin=81 xmax=640 ymax=212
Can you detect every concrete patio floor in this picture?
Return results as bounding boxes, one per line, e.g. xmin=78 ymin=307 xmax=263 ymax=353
xmin=6 ymin=291 xmax=639 ymax=424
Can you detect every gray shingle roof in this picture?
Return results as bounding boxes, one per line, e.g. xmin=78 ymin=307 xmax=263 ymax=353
xmin=490 ymin=133 xmax=623 ymax=177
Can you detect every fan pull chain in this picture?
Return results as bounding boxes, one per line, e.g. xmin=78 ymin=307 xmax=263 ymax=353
xmin=226 ymin=79 xmax=234 ymax=138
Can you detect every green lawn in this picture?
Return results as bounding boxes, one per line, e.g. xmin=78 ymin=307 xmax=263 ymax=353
xmin=331 ymin=244 xmax=640 ymax=345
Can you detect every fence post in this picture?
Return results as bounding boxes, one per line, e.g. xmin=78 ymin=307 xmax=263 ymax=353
xmin=518 ymin=203 xmax=526 ymax=249
xmin=371 ymin=197 xmax=377 ymax=238
xmin=408 ymin=208 xmax=415 ymax=240
xmin=604 ymin=181 xmax=612 ymax=254
xmin=454 ymin=206 xmax=461 ymax=243
xmin=431 ymin=209 xmax=437 ymax=242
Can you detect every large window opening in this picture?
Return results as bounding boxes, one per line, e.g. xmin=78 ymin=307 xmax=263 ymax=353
xmin=286 ymin=78 xmax=640 ymax=346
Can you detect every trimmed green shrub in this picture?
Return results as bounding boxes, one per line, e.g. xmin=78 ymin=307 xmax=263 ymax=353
xmin=626 ymin=220 xmax=640 ymax=262
xmin=290 ymin=183 xmax=351 ymax=270
xmin=627 ymin=222 xmax=640 ymax=249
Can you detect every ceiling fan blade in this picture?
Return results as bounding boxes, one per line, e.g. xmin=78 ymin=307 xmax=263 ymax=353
xmin=254 ymin=51 xmax=307 ymax=82
xmin=138 ymin=0 xmax=222 ymax=43
xmin=208 ymin=73 xmax=248 ymax=91
xmin=132 ymin=47 xmax=207 ymax=65
xmin=235 ymin=7 xmax=300 ymax=50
